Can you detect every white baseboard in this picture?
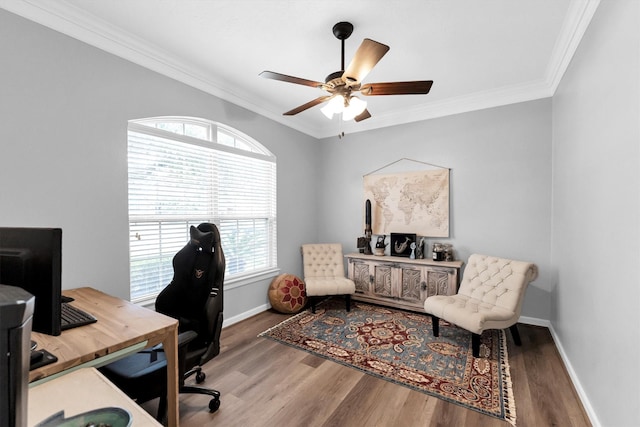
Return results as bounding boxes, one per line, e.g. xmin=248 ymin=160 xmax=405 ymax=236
xmin=518 ymin=315 xmax=551 ymax=327
xmin=546 ymin=323 xmax=601 ymax=427
xmin=222 ymin=303 xmax=270 ymax=328
xmin=517 ymin=315 xmax=599 ymax=426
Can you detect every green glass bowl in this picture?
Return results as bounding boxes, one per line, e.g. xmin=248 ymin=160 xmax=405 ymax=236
xmin=35 ymin=407 xmax=132 ymax=427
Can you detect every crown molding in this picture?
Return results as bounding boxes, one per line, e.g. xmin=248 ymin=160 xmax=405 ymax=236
xmin=546 ymin=0 xmax=601 ymax=93
xmin=0 ymin=0 xmax=599 ymax=139
xmin=0 ymin=0 xmax=322 ymax=136
xmin=322 ymin=80 xmax=554 ymax=139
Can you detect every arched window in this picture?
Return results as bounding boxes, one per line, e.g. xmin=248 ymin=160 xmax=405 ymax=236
xmin=127 ymin=117 xmax=277 ymax=302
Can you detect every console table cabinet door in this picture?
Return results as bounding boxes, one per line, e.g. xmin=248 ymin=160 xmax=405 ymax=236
xmin=423 ymin=267 xmax=456 ymax=297
xmin=352 ymin=259 xmax=373 ymax=294
xmin=346 ymin=254 xmax=463 ymax=313
xmin=398 ymin=265 xmax=424 ymax=304
xmin=374 ymin=264 xmax=394 ymax=298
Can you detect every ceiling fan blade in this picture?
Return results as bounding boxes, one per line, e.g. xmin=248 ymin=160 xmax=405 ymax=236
xmin=283 ymin=95 xmax=333 ymax=116
xmin=342 ymin=38 xmax=390 ymax=84
xmin=260 ymin=71 xmax=324 ymax=88
xmin=359 ymin=81 xmax=433 ymax=96
xmin=354 ymin=109 xmax=371 ymax=122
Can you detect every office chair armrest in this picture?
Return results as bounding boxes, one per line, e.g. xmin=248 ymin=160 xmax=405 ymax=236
xmin=143 ymin=330 xmax=199 ymax=355
xmin=177 ymin=330 xmax=198 ymax=347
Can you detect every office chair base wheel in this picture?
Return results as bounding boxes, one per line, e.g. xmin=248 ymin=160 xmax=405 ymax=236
xmin=209 ymin=397 xmax=221 ymax=412
xmin=196 ymin=371 xmax=206 ymax=384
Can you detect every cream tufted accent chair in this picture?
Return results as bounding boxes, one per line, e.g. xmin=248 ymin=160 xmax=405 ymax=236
xmin=423 ymin=253 xmax=538 ymax=357
xmin=301 ymin=243 xmax=356 ymax=313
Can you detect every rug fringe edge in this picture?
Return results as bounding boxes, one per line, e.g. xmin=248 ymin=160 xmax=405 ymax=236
xmin=499 ymin=329 xmax=518 ymax=426
xmin=257 ymin=309 xmax=310 ymax=338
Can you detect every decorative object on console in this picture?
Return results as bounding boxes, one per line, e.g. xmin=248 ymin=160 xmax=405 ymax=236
xmin=268 ymin=274 xmax=307 ymax=314
xmin=443 ymin=243 xmax=454 ymax=261
xmin=390 ymin=233 xmax=416 ymax=257
xmin=415 ymin=237 xmax=425 ymax=259
xmin=374 ymin=235 xmax=387 ymax=256
xmin=356 ymin=237 xmax=368 ymax=253
xmin=362 ymin=199 xmax=373 ymax=255
xmin=432 ymin=242 xmax=445 ymax=261
xmin=259 ymin=298 xmax=516 ymax=426
xmin=365 ymin=199 xmax=371 ymax=228
xmin=432 ymin=242 xmax=455 ymax=261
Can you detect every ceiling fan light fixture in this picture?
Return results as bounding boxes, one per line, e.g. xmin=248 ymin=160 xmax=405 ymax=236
xmin=321 ymin=95 xmax=346 ymax=119
xmin=342 ymin=96 xmax=367 ymax=121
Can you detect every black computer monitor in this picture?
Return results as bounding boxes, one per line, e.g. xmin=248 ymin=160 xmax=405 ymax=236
xmin=0 ymin=228 xmax=62 ymax=336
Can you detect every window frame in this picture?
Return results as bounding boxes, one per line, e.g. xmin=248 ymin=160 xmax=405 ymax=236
xmin=127 ymin=117 xmax=279 ymax=304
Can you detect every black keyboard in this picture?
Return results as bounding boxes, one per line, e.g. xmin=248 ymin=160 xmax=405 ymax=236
xmin=60 ymin=302 xmax=97 ymax=331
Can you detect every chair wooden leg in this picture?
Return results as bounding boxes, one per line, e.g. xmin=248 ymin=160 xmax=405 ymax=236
xmin=472 ymin=333 xmax=481 ymax=358
xmin=345 ymin=294 xmax=352 ymax=312
xmin=310 ymin=297 xmax=316 ymax=313
xmin=510 ymin=324 xmax=522 ymax=346
xmin=431 ymin=315 xmax=440 ymax=337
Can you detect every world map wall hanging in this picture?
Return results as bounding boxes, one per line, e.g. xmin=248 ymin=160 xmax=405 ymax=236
xmin=363 ymin=160 xmax=450 ymax=237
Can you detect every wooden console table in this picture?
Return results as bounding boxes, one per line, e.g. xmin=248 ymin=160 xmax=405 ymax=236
xmin=346 ymin=253 xmax=463 ymax=312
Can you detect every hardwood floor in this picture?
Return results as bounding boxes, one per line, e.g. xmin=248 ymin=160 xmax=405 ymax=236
xmin=145 ymin=309 xmax=591 ymax=427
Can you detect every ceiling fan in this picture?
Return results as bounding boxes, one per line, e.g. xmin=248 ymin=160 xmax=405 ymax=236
xmin=259 ymin=21 xmax=433 ymax=122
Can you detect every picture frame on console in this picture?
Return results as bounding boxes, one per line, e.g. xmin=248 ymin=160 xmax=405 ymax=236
xmin=390 ymin=233 xmax=416 ymax=257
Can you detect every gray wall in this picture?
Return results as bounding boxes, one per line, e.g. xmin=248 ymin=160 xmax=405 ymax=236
xmin=318 ymin=99 xmax=553 ymax=321
xmin=0 ymin=10 xmax=319 ymax=320
xmin=551 ymin=1 xmax=639 ymax=426
xmin=2 ymin=3 xmax=639 ymax=425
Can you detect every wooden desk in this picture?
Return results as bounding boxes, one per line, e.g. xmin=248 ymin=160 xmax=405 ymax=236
xmin=29 ymin=288 xmax=179 ymax=427
xmin=29 ymin=368 xmax=162 ymax=426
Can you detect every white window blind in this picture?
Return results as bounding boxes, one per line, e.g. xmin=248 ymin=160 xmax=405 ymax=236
xmin=127 ymin=119 xmax=277 ymax=302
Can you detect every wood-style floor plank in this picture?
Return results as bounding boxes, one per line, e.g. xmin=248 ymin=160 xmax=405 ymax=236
xmin=142 ymin=309 xmax=590 ymax=427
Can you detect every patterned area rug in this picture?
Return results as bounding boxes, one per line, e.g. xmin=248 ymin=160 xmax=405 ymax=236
xmin=259 ymin=298 xmax=516 ymax=426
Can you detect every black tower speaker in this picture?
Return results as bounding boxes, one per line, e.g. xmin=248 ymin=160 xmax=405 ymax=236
xmin=0 ymin=284 xmax=35 ymax=427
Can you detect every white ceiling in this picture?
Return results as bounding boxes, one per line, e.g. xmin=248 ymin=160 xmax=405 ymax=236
xmin=2 ymin=0 xmax=599 ymax=139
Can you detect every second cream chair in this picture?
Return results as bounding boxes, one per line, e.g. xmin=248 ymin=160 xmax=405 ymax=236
xmin=424 ymin=253 xmax=538 ymax=358
xmin=301 ymin=243 xmax=356 ymax=313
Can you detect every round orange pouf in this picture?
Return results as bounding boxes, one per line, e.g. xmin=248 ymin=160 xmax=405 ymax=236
xmin=268 ymin=274 xmax=307 ymax=314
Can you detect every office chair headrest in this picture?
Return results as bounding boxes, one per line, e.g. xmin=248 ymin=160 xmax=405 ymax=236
xmin=190 ymin=225 xmax=214 ymax=252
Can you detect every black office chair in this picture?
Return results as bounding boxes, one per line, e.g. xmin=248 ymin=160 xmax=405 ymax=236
xmin=100 ymin=223 xmax=225 ymax=420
